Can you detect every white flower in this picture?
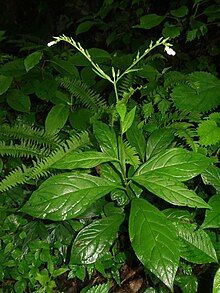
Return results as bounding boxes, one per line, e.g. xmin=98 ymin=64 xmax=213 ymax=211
xmin=47 ymin=41 xmax=56 ymax=47
xmin=164 ymin=46 xmax=176 ymax=56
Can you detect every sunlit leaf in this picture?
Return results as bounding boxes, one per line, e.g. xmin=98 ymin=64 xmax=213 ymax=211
xmin=21 ymin=173 xmax=118 ymax=221
xmin=129 ymin=198 xmax=180 ymax=290
xmin=71 ymin=215 xmax=124 ymax=264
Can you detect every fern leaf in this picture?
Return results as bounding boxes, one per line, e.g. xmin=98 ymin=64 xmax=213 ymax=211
xmin=118 ymin=73 xmax=135 ymax=98
xmin=0 ymin=123 xmax=61 ymax=148
xmin=0 ymin=141 xmax=50 ymax=158
xmin=0 ymin=132 xmax=90 ymax=192
xmin=0 ymin=165 xmax=28 ymax=192
xmin=123 ymin=140 xmax=140 ymax=168
xmin=58 ymin=77 xmax=107 ymax=111
xmin=172 ymin=124 xmax=198 ymax=152
xmin=29 ymin=132 xmax=90 ymax=180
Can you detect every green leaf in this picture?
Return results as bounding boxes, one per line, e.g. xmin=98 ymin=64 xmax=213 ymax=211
xmin=69 ymin=108 xmax=93 ymax=131
xmin=6 ymin=89 xmax=30 ymax=113
xmin=186 ymin=29 xmax=198 ymax=42
xmin=122 ymin=106 xmax=136 ymax=134
xmin=133 ymin=173 xmax=210 ymax=209
xmin=198 ymin=120 xmax=220 ymax=146
xmin=76 ymin=21 xmax=96 ymax=35
xmin=202 ymin=165 xmax=220 ymax=192
xmin=135 ymin=14 xmax=164 ymax=29
xmin=171 ymin=72 xmax=220 ymax=113
xmin=21 ymin=173 xmax=118 ymax=221
xmin=93 ymin=121 xmax=118 ymax=158
xmin=0 ymin=75 xmax=13 ymax=95
xmin=129 ymin=198 xmax=180 ymax=290
xmin=171 ymin=6 xmax=188 ymax=18
xmin=213 ymin=268 xmax=220 ymax=293
xmin=71 ymin=215 xmax=124 ymax=264
xmin=52 ymin=151 xmax=118 ymax=169
xmin=146 ymin=128 xmax=174 ymax=159
xmin=202 ymin=195 xmax=220 ymax=229
xmin=35 ymin=269 xmax=49 ymax=286
xmin=45 ymin=103 xmax=69 ymax=134
xmin=81 ymin=67 xmax=96 ymax=86
xmin=24 ymin=51 xmax=43 ymax=72
xmin=174 ymin=222 xmax=218 ymax=264
xmin=100 ymin=163 xmax=122 ymax=184
xmin=162 ymin=26 xmax=181 ymax=38
xmin=51 ymin=57 xmax=79 ymax=78
xmin=33 ymin=78 xmax=58 ymax=101
xmin=126 ymin=123 xmax=146 ymax=162
xmin=52 ymin=268 xmax=68 ymax=278
xmin=175 ymin=275 xmax=198 ymax=293
xmin=116 ymin=100 xmax=127 ymax=122
xmin=136 ymin=148 xmax=212 ymax=181
xmin=1 ymin=59 xmax=26 ymax=77
xmin=163 ymin=208 xmax=193 ymax=223
xmin=85 ymin=283 xmax=109 ymax=293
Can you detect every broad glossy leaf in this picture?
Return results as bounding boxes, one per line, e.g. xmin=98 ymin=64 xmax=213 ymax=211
xmin=202 ymin=195 xmax=220 ymax=229
xmin=174 ymin=222 xmax=218 ymax=264
xmin=213 ymin=268 xmax=220 ymax=293
xmin=24 ymin=51 xmax=43 ymax=72
xmin=163 ymin=208 xmax=193 ymax=223
xmin=93 ymin=121 xmax=118 ymax=158
xmin=100 ymin=163 xmax=122 ymax=184
xmin=0 ymin=75 xmax=13 ymax=95
xmin=52 ymin=151 xmax=117 ymax=169
xmin=202 ymin=165 xmax=220 ymax=192
xmin=126 ymin=123 xmax=146 ymax=162
xmin=136 ymin=148 xmax=212 ymax=181
xmin=71 ymin=215 xmax=124 ymax=264
xmin=21 ymin=173 xmax=118 ymax=221
xmin=133 ymin=173 xmax=210 ymax=209
xmin=146 ymin=128 xmax=174 ymax=159
xmin=129 ymin=198 xmax=180 ymax=290
xmin=45 ymin=103 xmax=69 ymax=134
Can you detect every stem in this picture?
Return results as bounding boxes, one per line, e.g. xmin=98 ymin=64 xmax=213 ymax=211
xmin=113 ymin=80 xmax=119 ymax=103
xmin=116 ymin=40 xmax=165 ymax=83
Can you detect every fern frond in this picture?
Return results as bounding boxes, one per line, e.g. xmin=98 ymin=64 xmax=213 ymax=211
xmin=29 ymin=132 xmax=90 ymax=180
xmin=123 ymin=140 xmax=140 ymax=168
xmin=0 ymin=132 xmax=90 ymax=192
xmin=118 ymin=74 xmax=135 ymax=98
xmin=58 ymin=77 xmax=107 ymax=111
xmin=0 ymin=165 xmax=28 ymax=192
xmin=0 ymin=123 xmax=61 ymax=148
xmin=172 ymin=124 xmax=198 ymax=152
xmin=0 ymin=141 xmax=50 ymax=158
xmin=164 ymin=71 xmax=187 ymax=88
